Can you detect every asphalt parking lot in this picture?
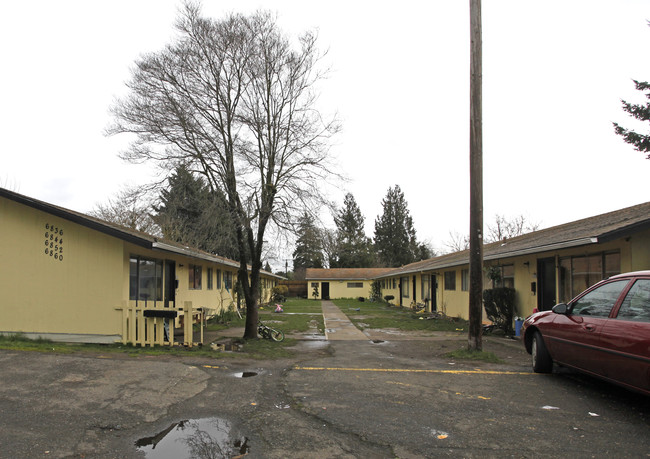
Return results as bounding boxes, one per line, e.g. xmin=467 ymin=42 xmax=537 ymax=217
xmin=1 ymin=332 xmax=649 ymax=459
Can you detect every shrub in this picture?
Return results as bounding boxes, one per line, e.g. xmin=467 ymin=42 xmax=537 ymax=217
xmin=370 ymin=280 xmax=382 ymax=302
xmin=219 ymin=304 xmax=237 ymax=323
xmin=384 ymin=295 xmax=395 ymax=302
xmin=272 ymin=285 xmax=289 ymax=303
xmin=483 ymin=287 xmax=516 ymax=335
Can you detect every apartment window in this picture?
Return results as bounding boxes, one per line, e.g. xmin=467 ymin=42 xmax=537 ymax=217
xmin=189 ymin=264 xmax=202 ymax=290
xmin=129 ymin=256 xmax=163 ymax=302
xmin=347 ymin=282 xmax=363 ymax=288
xmin=502 ymin=265 xmax=514 ymax=289
xmin=487 ymin=265 xmax=515 ymax=289
xmin=461 ymin=269 xmax=469 ymax=291
xmin=207 ymin=268 xmax=213 ymax=290
xmin=559 ymin=251 xmax=620 ymax=303
xmin=444 ymin=271 xmax=456 ymax=291
xmin=401 ymin=276 xmax=409 ymax=298
xmin=224 ymin=271 xmax=233 ymax=290
xmin=216 ymin=269 xmax=222 ymax=289
xmin=421 ymin=275 xmax=431 ymax=300
xmin=392 ymin=278 xmax=397 ymax=289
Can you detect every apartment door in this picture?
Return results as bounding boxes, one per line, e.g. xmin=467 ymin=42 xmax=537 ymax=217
xmin=537 ymin=258 xmax=556 ymax=311
xmin=322 ymin=282 xmax=330 ymax=300
xmin=431 ymin=275 xmax=437 ymax=311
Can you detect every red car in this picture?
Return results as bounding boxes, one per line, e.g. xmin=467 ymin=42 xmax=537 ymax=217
xmin=522 ymin=271 xmax=650 ymax=395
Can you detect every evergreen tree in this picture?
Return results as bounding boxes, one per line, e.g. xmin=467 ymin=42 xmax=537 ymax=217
xmin=331 ymin=193 xmax=375 ymax=268
xmin=292 ymin=213 xmax=324 ymax=271
xmin=613 ymin=79 xmax=650 ymax=159
xmin=373 ymin=185 xmax=420 ymax=267
xmin=153 ymin=165 xmax=239 ymax=259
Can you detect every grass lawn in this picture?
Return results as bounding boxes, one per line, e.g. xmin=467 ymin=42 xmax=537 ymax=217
xmin=0 ymin=298 xmax=475 ymax=360
xmin=332 ymin=298 xmax=468 ymax=333
xmin=0 ymin=331 xmax=302 ymax=360
xmin=200 ymin=298 xmax=324 ymax=358
xmin=258 ymin=298 xmax=324 ymax=334
xmin=261 ymin=298 xmax=323 ymax=313
xmin=203 ymin=298 xmax=324 ymax=335
xmin=0 ymin=333 xmax=228 ymax=358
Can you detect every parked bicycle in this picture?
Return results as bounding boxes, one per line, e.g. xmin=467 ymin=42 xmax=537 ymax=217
xmin=257 ymin=320 xmax=285 ymax=342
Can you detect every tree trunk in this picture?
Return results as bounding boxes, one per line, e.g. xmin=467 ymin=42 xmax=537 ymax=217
xmin=468 ymin=0 xmax=483 ymax=351
xmin=243 ymin=282 xmax=259 ymax=339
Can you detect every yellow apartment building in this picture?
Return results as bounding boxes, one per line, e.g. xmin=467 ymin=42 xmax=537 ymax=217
xmin=305 ymin=268 xmax=393 ymax=300
xmin=0 ymin=188 xmax=281 ymax=345
xmin=376 ymin=201 xmax=650 ymax=320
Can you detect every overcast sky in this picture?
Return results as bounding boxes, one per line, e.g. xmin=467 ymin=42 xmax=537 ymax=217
xmin=2 ymin=0 xmax=649 ymax=265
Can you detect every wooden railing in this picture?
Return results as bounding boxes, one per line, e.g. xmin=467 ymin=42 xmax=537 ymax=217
xmin=117 ymin=301 xmax=203 ymax=347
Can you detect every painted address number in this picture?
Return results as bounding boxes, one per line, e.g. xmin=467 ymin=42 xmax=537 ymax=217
xmin=44 ymin=223 xmax=64 ymax=261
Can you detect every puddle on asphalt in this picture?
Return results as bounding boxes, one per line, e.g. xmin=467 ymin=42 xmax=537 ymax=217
xmin=135 ymin=417 xmax=249 ymax=458
xmin=234 ymin=371 xmax=258 ymax=378
xmin=371 ymin=340 xmax=385 ymax=344
xmin=303 ymin=334 xmax=326 ymax=340
xmin=299 ymin=340 xmax=329 ymax=349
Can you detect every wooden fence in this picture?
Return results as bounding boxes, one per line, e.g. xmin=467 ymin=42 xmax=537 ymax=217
xmin=279 ymin=280 xmax=308 ymax=298
xmin=117 ymin=301 xmax=203 ymax=347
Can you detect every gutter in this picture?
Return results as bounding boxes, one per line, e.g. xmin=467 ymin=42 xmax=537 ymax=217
xmin=152 ymin=242 xmax=240 ymax=268
xmin=151 ymin=242 xmax=284 ymax=280
xmin=374 ymin=237 xmax=599 ymax=279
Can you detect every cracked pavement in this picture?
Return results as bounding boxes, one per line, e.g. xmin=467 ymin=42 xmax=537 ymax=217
xmin=1 ymin=332 xmax=650 ymax=458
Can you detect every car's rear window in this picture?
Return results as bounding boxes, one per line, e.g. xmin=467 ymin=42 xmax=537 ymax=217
xmin=616 ymin=279 xmax=650 ymax=322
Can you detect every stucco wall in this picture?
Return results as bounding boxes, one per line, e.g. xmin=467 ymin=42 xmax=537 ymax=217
xmin=1 ymin=197 xmax=125 ymax=336
xmin=630 ymin=229 xmax=650 ymax=271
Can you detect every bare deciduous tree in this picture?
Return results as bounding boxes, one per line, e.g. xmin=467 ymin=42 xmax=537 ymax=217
xmin=320 ymin=227 xmax=338 ymax=269
xmin=89 ymin=185 xmax=159 ymax=235
xmin=107 ymin=2 xmax=340 ymax=339
xmin=485 ymin=214 xmax=540 ymax=243
xmin=443 ymin=230 xmax=470 ymax=253
xmin=443 ymin=214 xmax=540 ymax=254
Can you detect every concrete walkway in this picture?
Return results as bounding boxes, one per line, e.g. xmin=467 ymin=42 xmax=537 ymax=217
xmin=321 ymin=300 xmax=368 ymax=340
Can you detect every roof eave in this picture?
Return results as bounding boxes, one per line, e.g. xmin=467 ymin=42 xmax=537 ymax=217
xmin=1 ymin=188 xmax=153 ymax=249
xmin=484 ymin=237 xmax=599 ymax=261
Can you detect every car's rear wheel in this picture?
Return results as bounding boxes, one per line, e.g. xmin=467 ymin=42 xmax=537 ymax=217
xmin=532 ymin=332 xmax=553 ymax=373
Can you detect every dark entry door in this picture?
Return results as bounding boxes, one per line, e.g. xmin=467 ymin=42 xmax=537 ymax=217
xmin=537 ymin=258 xmax=556 ymax=311
xmin=431 ymin=275 xmax=437 ymax=311
xmin=164 ymin=260 xmax=176 ymax=308
xmin=412 ymin=276 xmax=417 ymax=303
xmin=322 ymin=282 xmax=330 ymax=300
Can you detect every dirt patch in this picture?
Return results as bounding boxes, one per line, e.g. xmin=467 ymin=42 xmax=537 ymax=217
xmin=362 ymin=328 xmax=462 ymax=341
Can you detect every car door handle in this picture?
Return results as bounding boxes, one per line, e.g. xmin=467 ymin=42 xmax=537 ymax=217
xmin=584 ymin=324 xmax=596 ymax=332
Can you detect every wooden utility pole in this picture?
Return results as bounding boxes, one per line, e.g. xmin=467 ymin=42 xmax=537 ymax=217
xmin=468 ymin=0 xmax=484 ymax=351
